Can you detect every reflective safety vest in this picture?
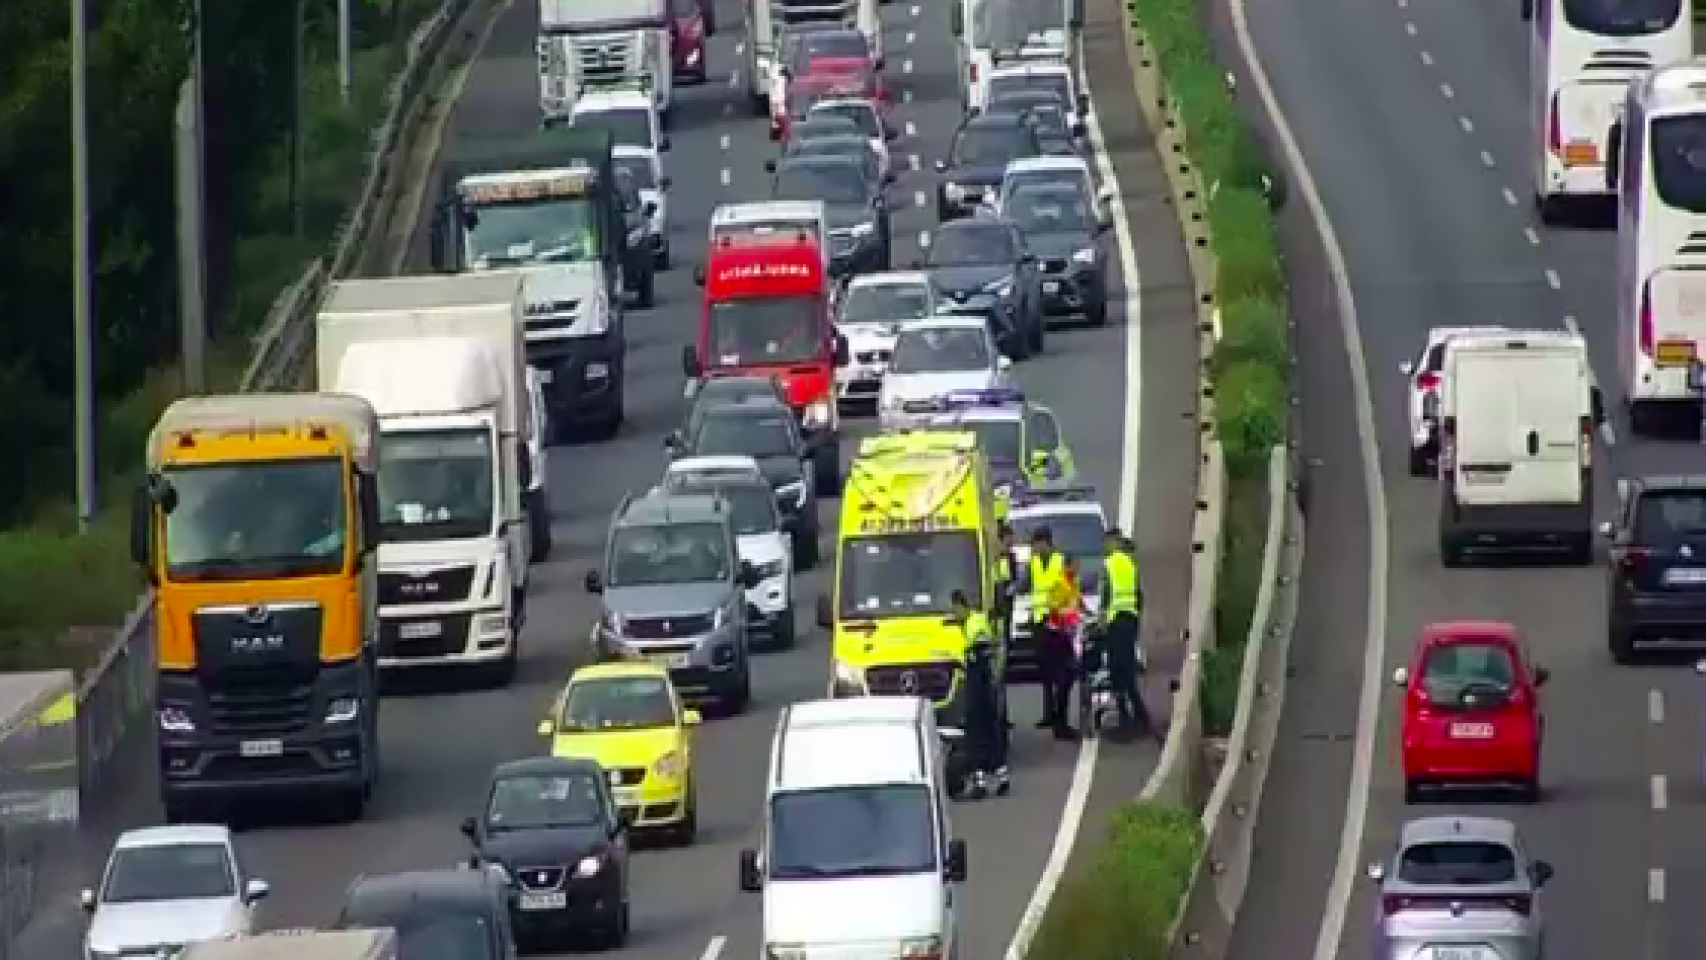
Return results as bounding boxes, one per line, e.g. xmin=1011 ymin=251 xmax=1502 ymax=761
xmin=1103 ymin=551 xmax=1141 ymax=618
xmin=962 ymin=610 xmax=992 ymax=646
xmin=1029 ymin=554 xmax=1066 ymax=611
xmin=995 ymin=551 xmax=1014 ymax=584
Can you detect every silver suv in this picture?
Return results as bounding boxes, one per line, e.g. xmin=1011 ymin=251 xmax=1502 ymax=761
xmin=584 ymin=489 xmax=758 ymax=714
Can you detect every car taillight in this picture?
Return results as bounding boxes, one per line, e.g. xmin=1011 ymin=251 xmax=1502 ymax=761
xmin=1547 ymin=93 xmax=1562 ymax=154
xmin=1417 ymin=372 xmax=1439 ymax=390
xmin=1439 ymin=416 xmax=1457 ymax=471
xmin=1615 ymin=545 xmax=1652 ymax=569
xmin=1640 ymin=278 xmax=1655 ymax=356
xmin=969 ymin=62 xmax=979 ymax=82
xmin=1384 ymin=894 xmax=1532 ymax=916
xmin=1580 ymin=415 xmax=1593 ymax=467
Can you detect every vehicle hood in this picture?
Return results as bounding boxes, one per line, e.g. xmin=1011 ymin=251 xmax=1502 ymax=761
xmin=943 ymin=162 xmax=1008 ymax=186
xmin=480 ymin=824 xmax=611 ymax=868
xmin=380 ymin=537 xmax=499 ymax=571
xmin=603 ymin=581 xmax=730 ymax=616
xmin=930 ymin=264 xmax=1011 ymax=295
xmin=754 ymin=455 xmax=806 ymax=489
xmin=826 ymin=203 xmax=875 ymax=230
xmin=517 ymin=265 xmax=608 ymax=337
xmin=838 ymin=322 xmax=900 ymax=349
xmin=87 ymin=898 xmax=246 ymax=952
xmin=1023 ymin=230 xmax=1094 ymax=261
xmin=737 ymin=532 xmax=790 ymax=567
xmin=883 ymin=369 xmax=999 ymax=401
xmin=550 ymin=727 xmax=684 ymax=768
xmin=763 ymin=874 xmax=945 ymax=945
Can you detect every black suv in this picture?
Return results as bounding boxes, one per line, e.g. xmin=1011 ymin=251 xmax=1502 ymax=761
xmin=935 ymin=113 xmax=1043 ymax=219
xmin=668 ymin=396 xmax=823 ymax=566
xmin=1606 ymin=476 xmax=1706 ymax=663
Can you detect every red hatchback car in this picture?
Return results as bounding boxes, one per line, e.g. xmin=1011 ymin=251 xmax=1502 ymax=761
xmin=1394 ymin=621 xmax=1548 ymax=804
xmin=669 ymin=0 xmax=708 ymax=84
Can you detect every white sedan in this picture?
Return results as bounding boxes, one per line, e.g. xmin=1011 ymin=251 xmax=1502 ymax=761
xmin=1398 ymin=325 xmax=1511 ymax=476
xmin=878 ymin=315 xmax=1013 ymax=429
xmin=84 ymin=824 xmax=269 ymax=958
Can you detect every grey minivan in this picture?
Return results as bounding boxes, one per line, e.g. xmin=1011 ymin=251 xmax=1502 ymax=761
xmin=585 ymin=490 xmax=758 ymax=713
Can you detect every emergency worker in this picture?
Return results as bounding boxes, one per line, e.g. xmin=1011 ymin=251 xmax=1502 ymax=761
xmin=1028 ymin=527 xmax=1077 ymax=740
xmin=992 ymin=522 xmax=1019 ymax=641
xmin=950 ymin=590 xmax=1009 ymax=799
xmin=1100 ymin=529 xmax=1158 ymax=741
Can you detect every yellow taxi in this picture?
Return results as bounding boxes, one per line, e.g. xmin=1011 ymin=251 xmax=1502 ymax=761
xmin=537 ymin=661 xmax=701 ymax=844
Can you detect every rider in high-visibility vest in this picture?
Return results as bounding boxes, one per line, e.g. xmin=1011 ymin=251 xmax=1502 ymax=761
xmin=951 ymin=589 xmax=1009 ymax=799
xmin=1099 ymin=529 xmax=1157 ymax=740
xmin=1027 ymin=527 xmax=1077 ymax=739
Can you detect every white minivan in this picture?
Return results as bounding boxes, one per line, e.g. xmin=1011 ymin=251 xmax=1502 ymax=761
xmin=739 ymin=697 xmax=967 ymax=958
xmin=1436 ymin=330 xmax=1603 ymax=566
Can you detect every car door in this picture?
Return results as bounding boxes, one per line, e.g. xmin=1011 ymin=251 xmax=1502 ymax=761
xmin=1026 ymin=404 xmax=1073 ymax=481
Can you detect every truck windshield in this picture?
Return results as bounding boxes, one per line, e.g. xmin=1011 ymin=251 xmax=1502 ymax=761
xmin=378 ymin=428 xmax=496 ymax=543
xmin=1562 ymin=0 xmax=1680 ymax=35
xmin=768 ymin=784 xmax=937 ymax=880
xmin=1650 ymin=114 xmax=1706 ymax=214
xmin=163 ymin=458 xmax=347 ymax=581
xmin=708 ymin=295 xmax=824 ymax=365
xmin=838 ymin=530 xmax=982 ymax=618
xmin=463 ymin=196 xmax=601 ymax=268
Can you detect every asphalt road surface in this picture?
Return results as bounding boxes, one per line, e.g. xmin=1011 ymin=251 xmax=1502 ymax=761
xmin=18 ymin=0 xmax=1201 ymax=955
xmin=1214 ymin=1 xmax=1706 ymax=959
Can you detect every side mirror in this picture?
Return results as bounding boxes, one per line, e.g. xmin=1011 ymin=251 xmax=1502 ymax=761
xmin=243 ymin=879 xmax=270 ymax=903
xmin=1071 ymin=120 xmax=1088 ymax=138
xmin=739 ymin=848 xmax=763 ymax=891
xmin=660 ymin=175 xmax=673 ymax=189
xmin=1531 ymin=860 xmax=1554 ymax=886
xmin=693 ymin=264 xmax=707 ymax=286
xmin=643 ymin=200 xmax=658 ymax=216
xmin=665 ymin=431 xmax=685 ymax=454
xmin=129 ymin=482 xmax=151 ymax=569
xmin=536 ymin=718 xmax=554 ymax=736
xmin=659 ymin=136 xmax=672 ymax=151
xmin=79 ymin=888 xmax=96 ymax=912
xmin=1391 ymin=666 xmax=1410 ymax=687
xmin=934 ymin=159 xmax=948 ymax=172
xmin=885 ymin=171 xmax=898 ymax=185
xmin=460 ymin=815 xmax=479 ymax=841
xmin=998 ymin=355 xmax=1013 ymax=371
xmin=944 ymin=838 xmax=968 ymax=882
xmin=874 ymin=55 xmax=886 ymax=70
xmin=684 ymin=708 xmax=703 ymax=725
xmin=739 ymin=561 xmax=760 ymax=587
xmin=1591 ymin=386 xmax=1607 ymax=425
xmin=816 ymin=593 xmax=833 ymax=628
xmin=584 ymin=569 xmax=604 ymax=594
xmin=1399 ymin=360 xmax=1415 ymax=376
xmin=1366 ymin=862 xmax=1386 ymax=882
xmin=517 ymin=446 xmax=534 ymax=492
xmin=682 ymin=345 xmax=702 ymax=377
xmin=764 ymin=158 xmax=778 ymax=173
xmin=1533 ymin=665 xmax=1550 ymax=687
xmin=1598 ymin=520 xmax=1615 ymax=538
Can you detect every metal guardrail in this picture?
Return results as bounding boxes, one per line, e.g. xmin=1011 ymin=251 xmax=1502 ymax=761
xmin=43 ymin=0 xmax=477 ymax=904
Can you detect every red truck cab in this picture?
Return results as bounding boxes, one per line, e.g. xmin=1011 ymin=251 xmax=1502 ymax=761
xmin=686 ymin=231 xmax=846 ymax=492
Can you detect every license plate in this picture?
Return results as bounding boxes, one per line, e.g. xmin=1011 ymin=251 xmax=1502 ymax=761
xmin=1430 ymin=948 xmax=1494 ymax=960
xmin=1656 ymin=339 xmax=1696 ymax=366
xmin=615 ymin=788 xmax=640 ymax=803
xmin=1043 ymin=280 xmax=1061 ymax=293
xmin=240 ymin=739 xmax=283 ymax=758
xmin=518 ymin=891 xmax=566 ymax=911
xmin=649 ymin=652 xmax=692 ymax=669
xmin=1449 ymin=722 xmax=1495 ymax=739
xmin=1665 ymin=568 xmax=1706 ymax=585
xmin=1562 ymin=140 xmax=1598 ymax=166
xmin=399 ymin=621 xmax=442 ymax=640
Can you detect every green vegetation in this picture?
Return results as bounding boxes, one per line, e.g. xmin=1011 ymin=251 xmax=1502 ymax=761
xmin=1124 ymin=0 xmax=1290 ymax=736
xmin=0 ymin=0 xmax=442 ymax=665
xmin=1027 ymin=802 xmax=1204 ymax=960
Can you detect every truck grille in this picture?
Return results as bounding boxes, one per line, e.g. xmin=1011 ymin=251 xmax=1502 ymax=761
xmin=378 ymin=565 xmax=478 ymax=606
xmin=573 ymin=34 xmax=641 ymax=87
xmin=379 ymin=614 xmax=473 ymax=659
xmin=609 ymin=766 xmax=647 ymax=786
xmin=865 ymin=662 xmax=957 ymax=700
xmin=625 ymin=613 xmax=716 ymax=638
xmin=775 ymin=0 xmax=855 ymax=21
xmin=855 ymin=348 xmax=890 ymax=363
xmin=204 ymin=672 xmax=317 ymax=736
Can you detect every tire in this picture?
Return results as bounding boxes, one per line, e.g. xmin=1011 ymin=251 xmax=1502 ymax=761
xmin=1028 ymin=310 xmax=1045 ymax=355
xmin=795 ymin=525 xmax=820 ymax=570
xmin=162 ymin=797 xmax=198 ymax=824
xmin=1087 ymin=293 xmax=1109 ymax=327
xmin=1403 ymin=779 xmax=1424 ymax=805
xmin=751 ymin=91 xmax=769 ymax=117
xmin=1407 ymin=446 xmax=1431 ymax=478
xmin=1566 ymin=532 xmax=1593 ymax=566
xmin=633 ymin=265 xmax=656 ymax=309
xmin=725 ymin=662 xmax=752 ymax=714
xmin=814 ymin=448 xmax=842 ymax=495
xmin=530 ymin=503 xmax=554 ymax=562
xmin=773 ymin=604 xmax=797 ymax=648
xmin=602 ymin=900 xmax=631 ymax=949
xmin=1534 ymin=192 xmax=1567 ymax=227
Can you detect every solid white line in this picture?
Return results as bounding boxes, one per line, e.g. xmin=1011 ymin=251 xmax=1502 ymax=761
xmin=914 ymin=190 xmax=927 ymax=208
xmin=1228 ymin=0 xmax=1390 ymax=956
xmin=1524 ymin=227 xmax=1540 ymax=245
xmin=1545 ymin=268 xmax=1561 ymax=290
xmin=1650 ymin=868 xmax=1668 ymax=903
xmin=1650 ymin=689 xmax=1665 ymax=725
xmin=1004 ymin=740 xmax=1100 ymax=959
xmin=1652 ymin=774 xmax=1669 ymax=811
xmin=700 ymin=935 xmax=727 ymax=960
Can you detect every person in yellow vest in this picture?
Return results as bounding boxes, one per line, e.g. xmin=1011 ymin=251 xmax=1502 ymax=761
xmin=950 ymin=589 xmax=1010 ymax=799
xmin=1028 ymin=527 xmax=1077 ymax=741
xmin=1099 ymin=529 xmax=1158 ymax=742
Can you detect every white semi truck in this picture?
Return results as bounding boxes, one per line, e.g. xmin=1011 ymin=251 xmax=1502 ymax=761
xmin=316 ymin=273 xmax=541 ymax=685
xmin=538 ymin=0 xmax=672 ymax=121
xmin=178 ymin=929 xmax=397 ymax=960
xmin=744 ymin=0 xmax=881 ymax=112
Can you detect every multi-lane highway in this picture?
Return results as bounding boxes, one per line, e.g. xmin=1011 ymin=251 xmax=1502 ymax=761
xmin=1218 ymin=0 xmax=1706 ymax=958
xmin=21 ymin=0 xmax=1205 ymax=955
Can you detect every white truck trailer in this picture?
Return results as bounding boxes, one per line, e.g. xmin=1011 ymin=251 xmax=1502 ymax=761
xmin=316 ymin=273 xmax=540 ymax=684
xmin=538 ymin=0 xmax=672 ymax=121
xmin=179 ymin=928 xmax=397 ymax=960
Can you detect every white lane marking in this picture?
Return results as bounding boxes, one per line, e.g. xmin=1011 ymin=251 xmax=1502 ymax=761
xmin=700 ymin=935 xmax=727 ymax=960
xmin=903 ymin=59 xmax=915 ymax=74
xmin=914 ymin=190 xmax=927 ymax=208
xmin=1650 ymin=688 xmax=1665 ymax=726
xmin=910 ymin=3 xmax=921 ymax=15
xmin=917 ymin=229 xmax=932 ymax=248
xmin=1502 ymin=187 xmax=1518 ymax=207
xmin=1561 ymin=315 xmax=1618 ymax=444
xmin=905 ymin=120 xmax=918 ymax=138
xmin=909 ymin=153 xmax=921 ymax=171
xmin=906 ymin=30 xmax=916 ymax=44
xmin=1651 ymin=868 xmax=1668 ymax=903
xmin=1228 ymin=0 xmax=1389 ymax=955
xmin=1545 ymin=268 xmax=1561 ymax=290
xmin=903 ymin=87 xmax=915 ymax=104
xmin=1440 ymin=81 xmax=1453 ymax=98
xmin=1003 ymin=74 xmax=1146 ymax=960
xmin=1652 ymin=773 xmax=1669 ymax=811
xmin=1524 ymin=227 xmax=1540 ymax=245
xmin=729 ymin=71 xmax=741 ymax=88
xmin=1405 ymin=20 xmax=1418 ymax=34
xmin=1421 ymin=50 xmax=1434 ymax=67
xmin=720 ymin=133 xmax=731 ymax=150
xmin=1480 ymin=149 xmax=1495 ymax=168
xmin=720 ymin=168 xmax=731 ymax=187
xmin=1459 ymin=115 xmax=1475 ymax=133
xmin=735 ymin=41 xmax=744 ymax=55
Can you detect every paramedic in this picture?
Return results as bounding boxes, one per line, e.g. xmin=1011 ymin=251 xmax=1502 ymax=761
xmin=1029 ymin=527 xmax=1077 ymax=741
xmin=951 ymin=589 xmax=1009 ymax=797
xmin=1101 ymin=529 xmax=1157 ymax=741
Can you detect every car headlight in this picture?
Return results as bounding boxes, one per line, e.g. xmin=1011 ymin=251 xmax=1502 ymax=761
xmin=899 ymin=936 xmax=944 ymax=957
xmin=586 ymin=361 xmax=609 ymax=379
xmin=802 ymin=399 xmax=832 ymax=427
xmin=654 ymin=751 xmax=685 ymax=777
xmin=1072 ymin=247 xmax=1097 ymax=264
xmin=575 ymin=855 xmax=604 ymax=878
xmin=985 ymin=275 xmax=1015 ymax=296
xmin=475 ymin=612 xmax=509 ymax=638
xmin=849 ymin=221 xmax=876 ymax=237
xmin=944 ymin=182 xmax=966 ymax=200
xmin=324 ymin=697 xmax=360 ymax=725
xmin=600 ymin=610 xmax=624 ymax=635
xmin=158 ymin=707 xmax=195 ymax=733
xmin=775 ymin=479 xmax=807 ymax=506
xmin=831 ymin=660 xmax=867 ymax=695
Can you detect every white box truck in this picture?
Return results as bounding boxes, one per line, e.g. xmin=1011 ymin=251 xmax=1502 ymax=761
xmin=1436 ymin=329 xmax=1604 ymax=567
xmin=317 ymin=274 xmax=541 ymax=684
xmin=178 ymin=928 xmax=397 ymax=960
xmin=539 ymin=0 xmax=672 ymax=121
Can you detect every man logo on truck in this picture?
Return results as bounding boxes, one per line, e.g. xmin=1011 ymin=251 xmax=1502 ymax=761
xmin=231 ymin=634 xmax=287 ymax=654
xmin=399 ymin=577 xmax=441 ymax=599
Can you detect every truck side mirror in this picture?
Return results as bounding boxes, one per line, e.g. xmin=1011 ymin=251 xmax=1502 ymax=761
xmin=693 ymin=264 xmax=707 ymax=286
xmin=358 ymin=473 xmax=381 ymax=555
xmin=660 ymin=175 xmax=673 ymax=189
xmin=682 ymin=345 xmax=702 ymax=377
xmin=764 ymin=159 xmax=778 ymax=173
xmin=460 ymin=815 xmax=479 ymax=841
xmin=129 ymin=482 xmax=151 ymax=569
xmin=517 ymin=446 xmax=534 ymax=491
xmin=1605 ymin=120 xmax=1623 ymax=190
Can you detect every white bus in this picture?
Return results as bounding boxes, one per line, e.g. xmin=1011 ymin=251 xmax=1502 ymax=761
xmin=1612 ymin=59 xmax=1706 ymax=435
xmin=1526 ymin=0 xmax=1690 ymax=225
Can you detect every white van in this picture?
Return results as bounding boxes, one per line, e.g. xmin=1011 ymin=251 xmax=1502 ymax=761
xmin=739 ymin=697 xmax=966 ymax=958
xmin=1437 ymin=330 xmax=1602 ymax=566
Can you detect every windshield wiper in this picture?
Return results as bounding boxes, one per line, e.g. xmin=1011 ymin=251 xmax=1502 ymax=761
xmin=772 ymin=863 xmax=923 ymax=880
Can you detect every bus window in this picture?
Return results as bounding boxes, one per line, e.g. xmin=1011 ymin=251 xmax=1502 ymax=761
xmin=1650 ymin=112 xmax=1706 ymax=213
xmin=1562 ymin=0 xmax=1682 ymax=36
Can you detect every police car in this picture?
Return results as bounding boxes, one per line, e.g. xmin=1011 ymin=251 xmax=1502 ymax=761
xmin=915 ymin=388 xmax=1077 ymax=495
xmin=1003 ymin=486 xmax=1108 ymax=682
xmin=1399 ymin=325 xmax=1512 ymax=477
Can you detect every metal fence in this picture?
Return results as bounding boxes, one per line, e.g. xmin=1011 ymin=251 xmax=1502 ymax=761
xmin=0 ymin=672 xmax=79 ymax=957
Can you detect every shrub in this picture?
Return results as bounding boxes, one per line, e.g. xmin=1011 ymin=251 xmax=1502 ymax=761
xmin=1027 ymin=802 xmax=1204 ymax=960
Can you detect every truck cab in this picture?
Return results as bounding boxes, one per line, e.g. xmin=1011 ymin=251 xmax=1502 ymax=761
xmin=538 ymin=0 xmax=674 ymax=122
xmin=706 ymin=201 xmax=831 ymax=273
xmin=133 ymin=393 xmax=383 ymax=824
xmin=687 ymin=227 xmax=846 ymax=493
xmin=317 ymin=274 xmax=537 ymax=687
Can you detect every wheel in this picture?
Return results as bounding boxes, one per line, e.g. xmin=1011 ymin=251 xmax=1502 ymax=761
xmin=1407 ymin=445 xmax=1431 ymax=477
xmin=813 ymin=449 xmax=842 ymax=495
xmin=633 ymin=266 xmax=656 ymax=309
xmin=654 ymin=243 xmax=671 ymax=270
xmin=162 ymin=797 xmax=197 ymax=824
xmin=725 ymin=661 xmax=753 ymax=714
xmin=601 ymin=900 xmax=631 ymax=949
xmin=1087 ymin=293 xmax=1109 ymax=327
xmin=1534 ymin=191 xmax=1567 ymax=227
xmin=795 ymin=525 xmax=820 ymax=570
xmin=751 ymin=91 xmax=769 ymax=117
xmin=673 ymin=790 xmax=699 ymax=846
xmin=530 ymin=503 xmax=554 ymax=562
xmin=1403 ymin=778 xmax=1424 ymax=805
xmin=1566 ymin=532 xmax=1593 ymax=566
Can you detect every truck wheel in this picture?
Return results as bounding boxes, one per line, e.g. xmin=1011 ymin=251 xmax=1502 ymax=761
xmin=1439 ymin=533 xmax=1466 ymax=568
xmin=775 ymin=605 xmax=797 ymax=648
xmin=814 ymin=448 xmax=842 ymax=495
xmin=751 ymin=90 xmax=770 ymax=117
